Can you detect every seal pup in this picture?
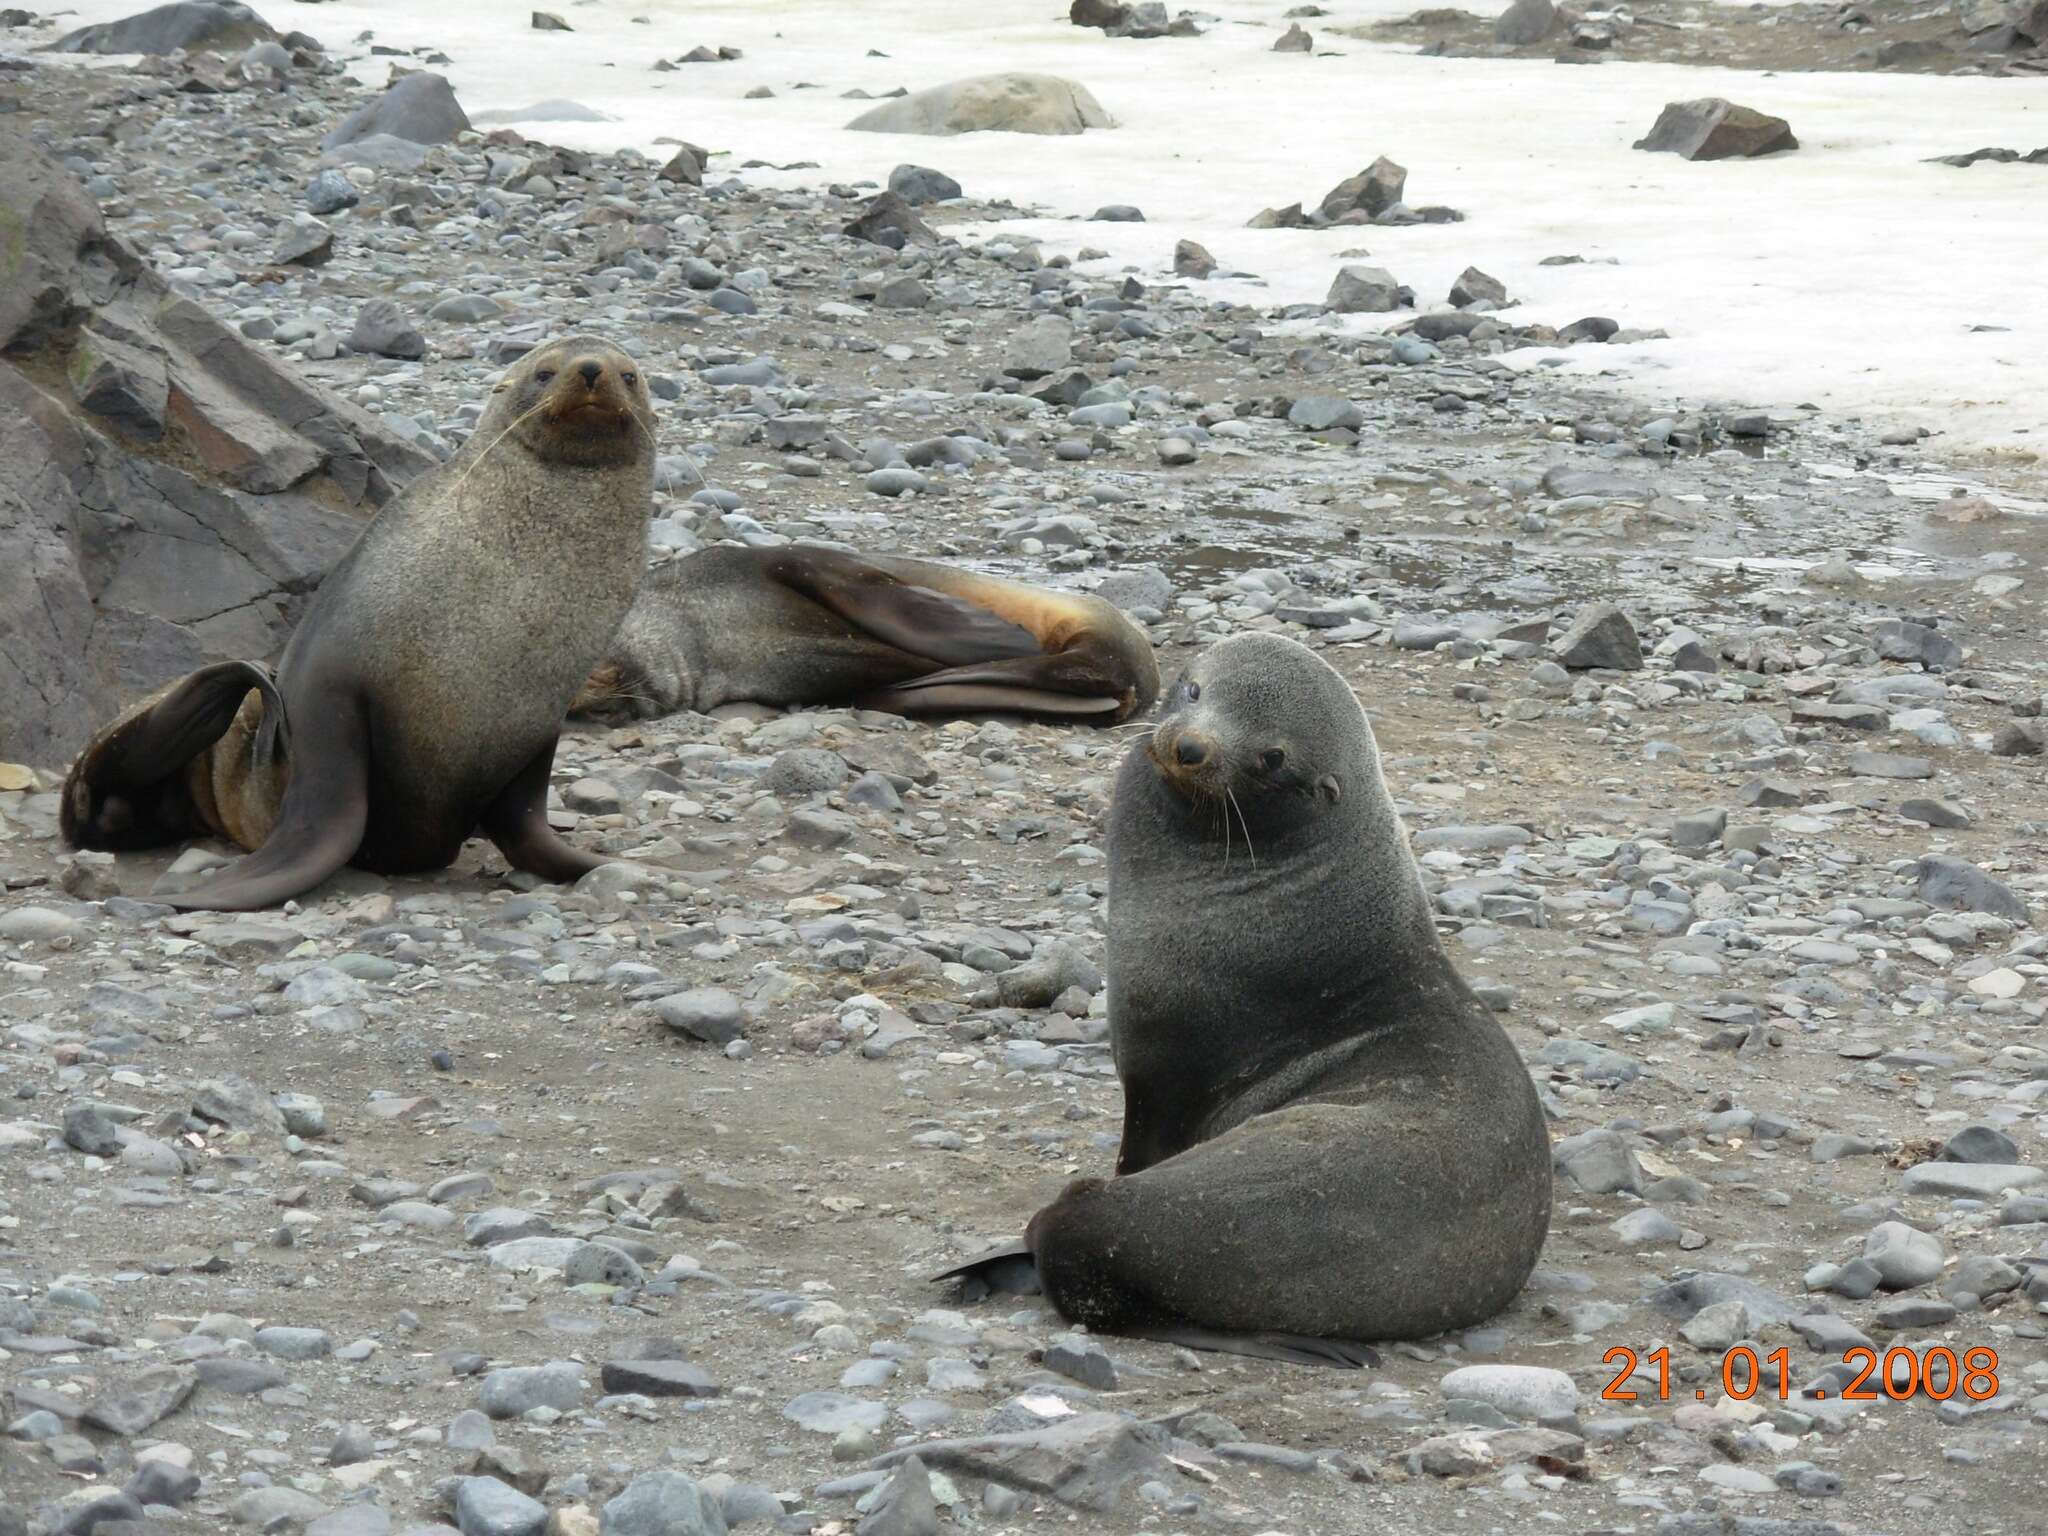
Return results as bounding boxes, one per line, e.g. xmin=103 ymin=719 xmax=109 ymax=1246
xmin=62 ymin=336 xmax=656 ymax=910
xmin=939 ymin=633 xmax=1552 ymax=1364
xmin=571 ymin=544 xmax=1159 ymax=725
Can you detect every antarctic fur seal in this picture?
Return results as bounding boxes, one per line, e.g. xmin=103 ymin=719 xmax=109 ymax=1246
xmin=62 ymin=335 xmax=656 ymax=910
xmin=570 ymin=544 xmax=1159 ymax=725
xmin=940 ymin=633 xmax=1552 ymax=1363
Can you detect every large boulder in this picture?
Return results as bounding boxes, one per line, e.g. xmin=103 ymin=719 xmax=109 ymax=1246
xmin=322 ymin=72 xmax=471 ymax=151
xmin=0 ymin=126 xmax=433 ymax=769
xmin=1634 ymin=99 xmax=1797 ymax=161
xmin=1494 ymin=0 xmax=1560 ymax=44
xmin=48 ymin=1 xmax=277 ymax=54
xmin=847 ymin=74 xmax=1111 ymax=137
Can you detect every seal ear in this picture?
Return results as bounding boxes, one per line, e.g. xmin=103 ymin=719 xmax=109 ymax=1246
xmin=1317 ymin=774 xmax=1342 ymax=804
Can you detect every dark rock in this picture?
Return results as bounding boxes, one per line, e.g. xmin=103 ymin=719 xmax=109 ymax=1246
xmin=1172 ymin=239 xmax=1216 ymax=278
xmin=1991 ymin=720 xmax=2046 ymax=756
xmin=842 ymin=191 xmax=935 ymax=249
xmin=63 ymin=1103 xmax=123 ymax=1156
xmin=1325 ymin=264 xmax=1401 ymax=313
xmin=1938 ymin=1124 xmax=2019 ymax=1164
xmin=1449 ymin=266 xmax=1507 ymax=306
xmin=322 ymin=72 xmax=470 ymax=151
xmin=1558 ymin=316 xmax=1620 ymax=343
xmin=1552 ymin=603 xmax=1643 ymax=670
xmin=1868 ymin=618 xmax=1961 ymax=670
xmin=347 ymin=299 xmax=426 ymax=360
xmin=0 ymin=126 xmax=431 ymax=769
xmin=657 ymin=144 xmax=706 ymax=186
xmin=274 ymin=217 xmax=336 ymax=267
xmin=1319 ymin=156 xmax=1407 ymax=220
xmin=870 ymin=1414 xmax=1186 ymax=1513
xmin=1634 ymin=99 xmax=1797 ymax=160
xmin=857 ymin=1455 xmax=939 ymax=1536
xmin=1273 ymin=21 xmax=1313 ymax=50
xmin=1495 ymin=0 xmax=1560 ymax=44
xmin=82 ymin=1368 xmax=197 ymax=1436
xmin=887 ymin=164 xmax=961 ymax=204
xmin=51 ymin=1 xmax=275 ymax=54
xmin=1091 ymin=204 xmax=1145 ymax=221
xmin=1915 ymin=855 xmax=2027 ymax=922
xmin=531 ymin=10 xmax=570 ymax=29
xmin=600 ymin=1358 xmax=720 ymax=1398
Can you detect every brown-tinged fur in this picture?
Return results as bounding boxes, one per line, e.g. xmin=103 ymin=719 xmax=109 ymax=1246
xmin=62 ymin=336 xmax=656 ymax=910
xmin=571 ymin=543 xmax=1160 ymax=724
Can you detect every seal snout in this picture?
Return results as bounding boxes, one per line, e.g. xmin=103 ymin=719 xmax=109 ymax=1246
xmin=1148 ymin=722 xmax=1223 ymax=799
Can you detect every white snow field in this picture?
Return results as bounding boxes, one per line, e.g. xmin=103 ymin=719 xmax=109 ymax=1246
xmin=50 ymin=0 xmax=2048 ymax=450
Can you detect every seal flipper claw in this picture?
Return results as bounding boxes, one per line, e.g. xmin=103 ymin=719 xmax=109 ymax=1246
xmin=930 ymin=1240 xmax=1041 ymax=1301
xmin=1131 ymin=1327 xmax=1380 ymax=1370
xmin=161 ymin=692 xmax=368 ymax=912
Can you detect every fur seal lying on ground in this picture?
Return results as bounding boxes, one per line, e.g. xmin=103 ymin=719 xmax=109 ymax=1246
xmin=940 ymin=633 xmax=1552 ymax=1364
xmin=62 ymin=336 xmax=656 ymax=910
xmin=571 ymin=544 xmax=1159 ymax=724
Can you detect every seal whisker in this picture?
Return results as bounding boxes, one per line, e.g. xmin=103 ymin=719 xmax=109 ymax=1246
xmin=1225 ymin=785 xmax=1258 ymax=870
xmin=443 ymin=398 xmax=554 ymax=512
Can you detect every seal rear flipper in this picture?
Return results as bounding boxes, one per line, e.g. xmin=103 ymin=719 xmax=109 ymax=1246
xmin=930 ymin=1240 xmax=1042 ymax=1301
xmin=159 ymin=692 xmax=368 ymax=912
xmin=1130 ymin=1327 xmax=1380 ymax=1370
xmin=772 ymin=555 xmax=1042 ymax=667
xmin=62 ymin=660 xmax=290 ymax=851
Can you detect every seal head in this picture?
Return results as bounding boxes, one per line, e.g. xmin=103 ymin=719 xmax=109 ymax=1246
xmin=488 ymin=335 xmax=653 ymax=468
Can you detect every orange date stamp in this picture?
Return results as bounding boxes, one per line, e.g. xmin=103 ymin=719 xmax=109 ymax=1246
xmin=1602 ymin=1344 xmax=2000 ymax=1403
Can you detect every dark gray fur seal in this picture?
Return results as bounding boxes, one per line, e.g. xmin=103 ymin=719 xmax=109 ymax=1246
xmin=940 ymin=633 xmax=1552 ymax=1364
xmin=62 ymin=336 xmax=655 ymax=910
xmin=572 ymin=544 xmax=1159 ymax=724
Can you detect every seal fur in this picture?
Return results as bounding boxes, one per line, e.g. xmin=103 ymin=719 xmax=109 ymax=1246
xmin=62 ymin=335 xmax=656 ymax=909
xmin=940 ymin=633 xmax=1551 ymax=1362
xmin=572 ymin=544 xmax=1158 ymax=724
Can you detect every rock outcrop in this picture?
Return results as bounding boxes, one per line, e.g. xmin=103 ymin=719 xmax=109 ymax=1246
xmin=49 ymin=1 xmax=277 ymax=55
xmin=0 ymin=125 xmax=432 ymax=768
xmin=846 ymin=74 xmax=1112 ymax=137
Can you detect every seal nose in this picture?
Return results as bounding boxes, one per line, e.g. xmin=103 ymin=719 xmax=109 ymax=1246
xmin=1174 ymin=736 xmax=1210 ymax=768
xmin=577 ymin=360 xmax=603 ymax=387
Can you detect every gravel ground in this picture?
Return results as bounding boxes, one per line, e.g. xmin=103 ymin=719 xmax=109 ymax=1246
xmin=3 ymin=20 xmax=2047 ymax=1536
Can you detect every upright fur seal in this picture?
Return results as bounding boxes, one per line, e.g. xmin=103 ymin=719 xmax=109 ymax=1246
xmin=62 ymin=336 xmax=656 ymax=910
xmin=941 ymin=633 xmax=1551 ymax=1363
xmin=571 ymin=545 xmax=1158 ymax=725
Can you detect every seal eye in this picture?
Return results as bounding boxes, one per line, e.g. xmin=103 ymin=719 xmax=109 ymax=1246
xmin=1260 ymin=749 xmax=1286 ymax=773
xmin=622 ymin=371 xmax=639 ymax=386
xmin=534 ymin=369 xmax=556 ymax=384
xmin=1185 ymin=681 xmax=1201 ymax=702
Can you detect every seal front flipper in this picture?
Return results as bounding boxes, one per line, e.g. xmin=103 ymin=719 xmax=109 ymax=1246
xmin=1130 ymin=1327 xmax=1379 ymax=1370
xmin=771 ymin=554 xmax=1041 ymax=666
xmin=860 ymin=659 xmax=1124 ymax=720
xmin=160 ymin=691 xmax=368 ymax=912
xmin=479 ymin=734 xmax=614 ymax=885
xmin=63 ymin=660 xmax=290 ymax=851
xmin=929 ymin=1240 xmax=1042 ymax=1301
